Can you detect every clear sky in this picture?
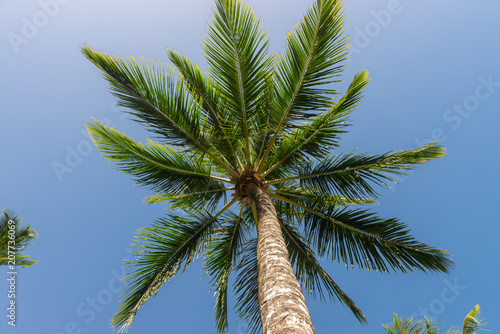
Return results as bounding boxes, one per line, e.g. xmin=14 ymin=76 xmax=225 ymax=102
xmin=1 ymin=0 xmax=499 ymax=333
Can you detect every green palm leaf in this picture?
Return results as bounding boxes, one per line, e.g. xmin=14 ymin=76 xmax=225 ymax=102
xmin=166 ymin=49 xmax=244 ymax=169
xmin=112 ymin=199 xmax=237 ymax=332
xmin=0 ymin=210 xmax=38 ymax=268
xmin=278 ymin=216 xmax=366 ymax=322
xmin=426 ymin=318 xmax=441 ymax=334
xmin=81 ymin=46 xmax=237 ymax=177
xmin=271 ymin=184 xmax=377 ymax=209
xmin=86 ymin=119 xmax=230 ymax=198
xmin=251 ymin=73 xmax=278 ymax=168
xmin=204 ymin=208 xmax=250 ymax=333
xmin=204 ymin=0 xmax=274 ymax=164
xmin=305 ymin=207 xmax=453 ymax=273
xmin=263 ymin=70 xmax=370 ymax=176
xmin=383 ymin=314 xmax=426 ymax=334
xmin=267 ymin=142 xmax=446 ymax=199
xmin=384 ymin=305 xmax=487 ymax=334
xmin=234 ymin=238 xmax=260 ymax=334
xmin=275 ymin=0 xmax=347 ymax=113
xmin=257 ymin=0 xmax=348 ymax=172
xmin=269 ymin=192 xmax=453 ymax=273
xmin=462 ymin=305 xmax=486 ymax=334
xmin=145 ymin=187 xmax=231 ymax=212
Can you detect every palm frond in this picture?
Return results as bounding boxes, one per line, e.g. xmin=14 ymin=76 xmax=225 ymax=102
xmin=462 ymin=305 xmax=486 ymax=334
xmin=263 ymin=70 xmax=370 ymax=176
xmin=204 ymin=0 xmax=274 ymax=165
xmin=383 ymin=314 xmax=426 ymax=334
xmin=270 ymin=183 xmax=377 ymax=211
xmin=257 ymin=0 xmax=348 ymax=172
xmin=266 ymin=142 xmax=446 ymax=199
xmin=269 ymin=192 xmax=454 ymax=273
xmin=86 ymin=119 xmax=231 ymax=200
xmin=0 ymin=210 xmax=38 ymax=267
xmin=278 ymin=217 xmax=366 ymax=323
xmin=112 ymin=199 xmax=237 ymax=332
xmin=252 ymin=73 xmax=278 ymax=166
xmin=234 ymin=238 xmax=261 ymax=334
xmin=305 ymin=207 xmax=453 ymax=274
xmin=425 ymin=317 xmax=441 ymax=334
xmin=167 ymin=49 xmax=244 ymax=169
xmin=145 ymin=187 xmax=231 ymax=212
xmin=81 ymin=45 xmax=237 ymax=176
xmin=384 ymin=306 xmax=487 ymax=334
xmin=204 ymin=207 xmax=249 ymax=333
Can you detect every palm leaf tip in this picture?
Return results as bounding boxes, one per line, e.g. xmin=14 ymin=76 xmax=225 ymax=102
xmin=463 ymin=304 xmax=486 ymax=334
xmin=408 ymin=141 xmax=447 ymax=162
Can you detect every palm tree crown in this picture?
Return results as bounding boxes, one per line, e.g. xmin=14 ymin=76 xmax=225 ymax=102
xmin=383 ymin=304 xmax=487 ymax=334
xmin=82 ymin=0 xmax=454 ymax=332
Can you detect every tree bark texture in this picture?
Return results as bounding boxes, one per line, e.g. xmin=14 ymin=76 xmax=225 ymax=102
xmin=246 ymin=182 xmax=315 ymax=334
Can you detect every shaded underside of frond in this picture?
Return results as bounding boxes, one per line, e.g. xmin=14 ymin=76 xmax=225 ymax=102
xmin=278 ymin=217 xmax=366 ymax=323
xmin=234 ymin=239 xmax=261 ymax=334
xmin=166 ymin=48 xmax=243 ymax=169
xmin=112 ymin=200 xmax=237 ymax=332
xmin=204 ymin=208 xmax=251 ymax=333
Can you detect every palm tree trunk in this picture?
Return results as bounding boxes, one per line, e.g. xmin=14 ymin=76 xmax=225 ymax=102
xmin=246 ymin=182 xmax=315 ymax=334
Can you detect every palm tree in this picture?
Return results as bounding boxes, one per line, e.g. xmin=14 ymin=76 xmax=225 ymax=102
xmin=383 ymin=304 xmax=487 ymax=334
xmin=0 ymin=210 xmax=38 ymax=267
xmin=81 ymin=0 xmax=454 ymax=332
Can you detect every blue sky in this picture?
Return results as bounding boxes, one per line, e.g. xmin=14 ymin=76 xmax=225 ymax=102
xmin=1 ymin=0 xmax=499 ymax=333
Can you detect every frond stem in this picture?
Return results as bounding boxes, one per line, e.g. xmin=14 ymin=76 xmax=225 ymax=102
xmin=147 ymin=187 xmax=235 ymax=202
xmin=221 ymin=5 xmax=251 ymax=166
